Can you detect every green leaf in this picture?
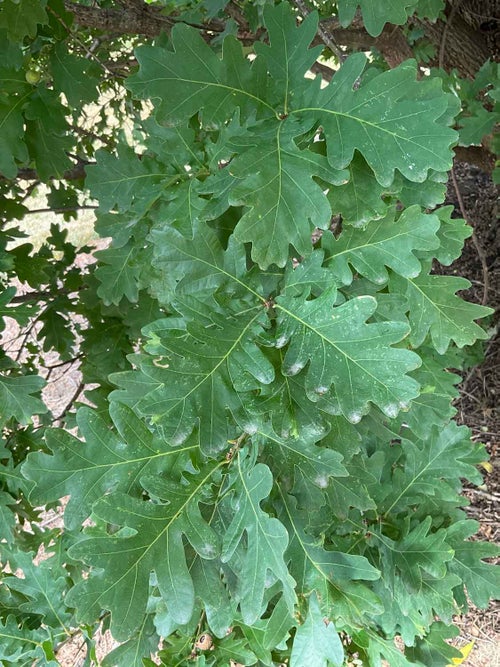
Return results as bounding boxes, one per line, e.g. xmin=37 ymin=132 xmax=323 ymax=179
xmin=101 ymin=617 xmax=159 ymax=667
xmin=110 ymin=310 xmax=273 ymax=454
xmin=382 ymin=423 xmax=484 ymax=515
xmin=356 ymin=628 xmax=423 ymax=666
xmin=24 ymin=87 xmax=72 ymax=180
xmin=447 ymin=520 xmax=500 ymax=608
xmin=0 ymin=0 xmax=47 ymax=41
xmin=375 ymin=516 xmax=454 ymax=592
xmin=275 ymin=291 xmax=420 ymax=422
xmin=229 ymin=119 xmax=346 ymax=268
xmin=67 ymin=461 xmax=223 ymax=640
xmin=392 ymin=270 xmax=493 ymax=353
xmin=325 ymin=456 xmax=377 ymax=518
xmin=253 ymin=3 xmax=322 ymax=109
xmin=0 ymin=615 xmax=46 ymax=662
xmin=321 ymin=205 xmax=440 ymax=285
xmin=415 ymin=0 xmax=445 ymax=20
xmin=337 ymin=0 xmax=419 ymax=36
xmin=250 ymin=364 xmax=332 ymax=439
xmin=406 ymin=622 xmax=462 ymax=667
xmin=0 ymin=374 xmax=47 ymax=426
xmin=221 ymin=456 xmax=296 ymax=624
xmin=431 ymin=207 xmax=472 ymax=266
xmin=399 ymin=347 xmax=460 ymax=438
xmin=458 ymin=106 xmax=499 ymax=146
xmin=327 ymin=152 xmax=390 ymax=226
xmin=86 ymin=146 xmax=170 ymax=213
xmin=95 ymin=241 xmax=141 ymax=305
xmin=0 ymin=69 xmax=30 ymax=178
xmin=240 ymin=595 xmax=293 ymax=663
xmin=22 ymin=403 xmax=196 ymax=530
xmin=0 ymin=286 xmax=32 ymax=328
xmin=2 ymin=550 xmax=72 ymax=628
xmin=310 ymin=55 xmax=457 ymax=185
xmin=127 ymin=26 xmax=267 ymax=125
xmin=290 ymin=593 xmax=344 ymax=667
xmin=50 ymin=42 xmax=99 ymax=108
xmin=0 ymin=491 xmax=16 ymax=544
xmin=190 ymin=558 xmax=236 ymax=637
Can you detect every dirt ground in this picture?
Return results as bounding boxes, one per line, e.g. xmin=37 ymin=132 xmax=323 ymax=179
xmin=442 ymin=163 xmax=500 ymax=666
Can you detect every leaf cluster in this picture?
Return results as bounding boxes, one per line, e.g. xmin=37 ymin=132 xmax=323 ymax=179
xmin=0 ymin=1 xmax=498 ymax=666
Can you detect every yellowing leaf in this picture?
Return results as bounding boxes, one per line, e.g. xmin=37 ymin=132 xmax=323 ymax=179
xmin=447 ymin=640 xmax=474 ymax=666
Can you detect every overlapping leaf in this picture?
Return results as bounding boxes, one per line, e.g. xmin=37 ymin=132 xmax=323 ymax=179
xmin=375 ymin=516 xmax=454 ymax=593
xmin=398 ymin=347 xmax=460 ymax=438
xmin=391 ymin=269 xmax=492 ymax=353
xmin=228 ymin=119 xmax=346 ymax=267
xmin=327 ymin=152 xmax=391 ymax=226
xmin=258 ymin=427 xmax=347 ymax=493
xmin=67 ymin=461 xmax=223 ymax=640
xmin=0 ymin=374 xmax=47 ymax=426
xmin=382 ymin=423 xmax=485 ymax=516
xmin=110 ymin=309 xmax=273 ymax=454
xmin=0 ymin=615 xmax=47 ymax=662
xmin=2 ymin=550 xmax=72 ymax=628
xmin=24 ymin=87 xmax=72 ymax=180
xmin=126 ymin=26 xmax=267 ymax=125
xmin=221 ymin=456 xmax=296 ymax=624
xmin=22 ymin=403 xmax=194 ymax=530
xmin=275 ymin=291 xmax=420 ymax=422
xmin=150 ymin=219 xmax=263 ymax=306
xmin=290 ymin=593 xmax=344 ymax=667
xmin=337 ymin=0 xmax=419 ymax=36
xmin=280 ymin=493 xmax=380 ymax=628
xmin=321 ymin=205 xmax=440 ymax=285
xmin=310 ymin=54 xmax=457 ymax=185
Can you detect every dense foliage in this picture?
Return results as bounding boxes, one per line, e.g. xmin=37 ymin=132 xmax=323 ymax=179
xmin=0 ymin=0 xmax=499 ymax=665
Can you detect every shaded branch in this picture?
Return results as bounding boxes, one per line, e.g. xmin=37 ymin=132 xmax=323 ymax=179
xmin=2 ymin=160 xmax=93 ymax=183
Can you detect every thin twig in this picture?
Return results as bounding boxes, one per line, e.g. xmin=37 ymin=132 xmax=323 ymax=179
xmin=438 ymin=0 xmax=462 ymax=69
xmin=56 ymin=380 xmax=84 ymax=423
xmin=21 ymin=205 xmax=98 ymax=215
xmin=47 ymin=5 xmax=115 ymax=77
xmin=450 ymin=166 xmax=489 ymax=306
xmin=294 ymin=0 xmax=345 ymax=62
xmin=467 ymin=488 xmax=500 ymax=503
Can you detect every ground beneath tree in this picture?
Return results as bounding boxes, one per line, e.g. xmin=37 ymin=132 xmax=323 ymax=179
xmin=442 ymin=163 xmax=499 ymax=666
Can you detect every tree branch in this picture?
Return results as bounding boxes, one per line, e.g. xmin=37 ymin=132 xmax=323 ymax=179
xmin=1 ymin=160 xmax=93 ymax=183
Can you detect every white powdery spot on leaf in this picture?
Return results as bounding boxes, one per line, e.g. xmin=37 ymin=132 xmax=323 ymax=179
xmin=275 ymin=335 xmax=288 ymax=349
xmin=383 ymin=403 xmax=399 ymax=419
xmin=285 ymin=362 xmax=304 ymax=376
xmin=314 ymin=474 xmax=329 ymax=489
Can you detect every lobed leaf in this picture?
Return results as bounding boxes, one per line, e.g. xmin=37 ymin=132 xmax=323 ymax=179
xmin=67 ymin=461 xmax=223 ymax=640
xmin=275 ymin=291 xmax=421 ymax=422
xmin=22 ymin=403 xmax=193 ymax=530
